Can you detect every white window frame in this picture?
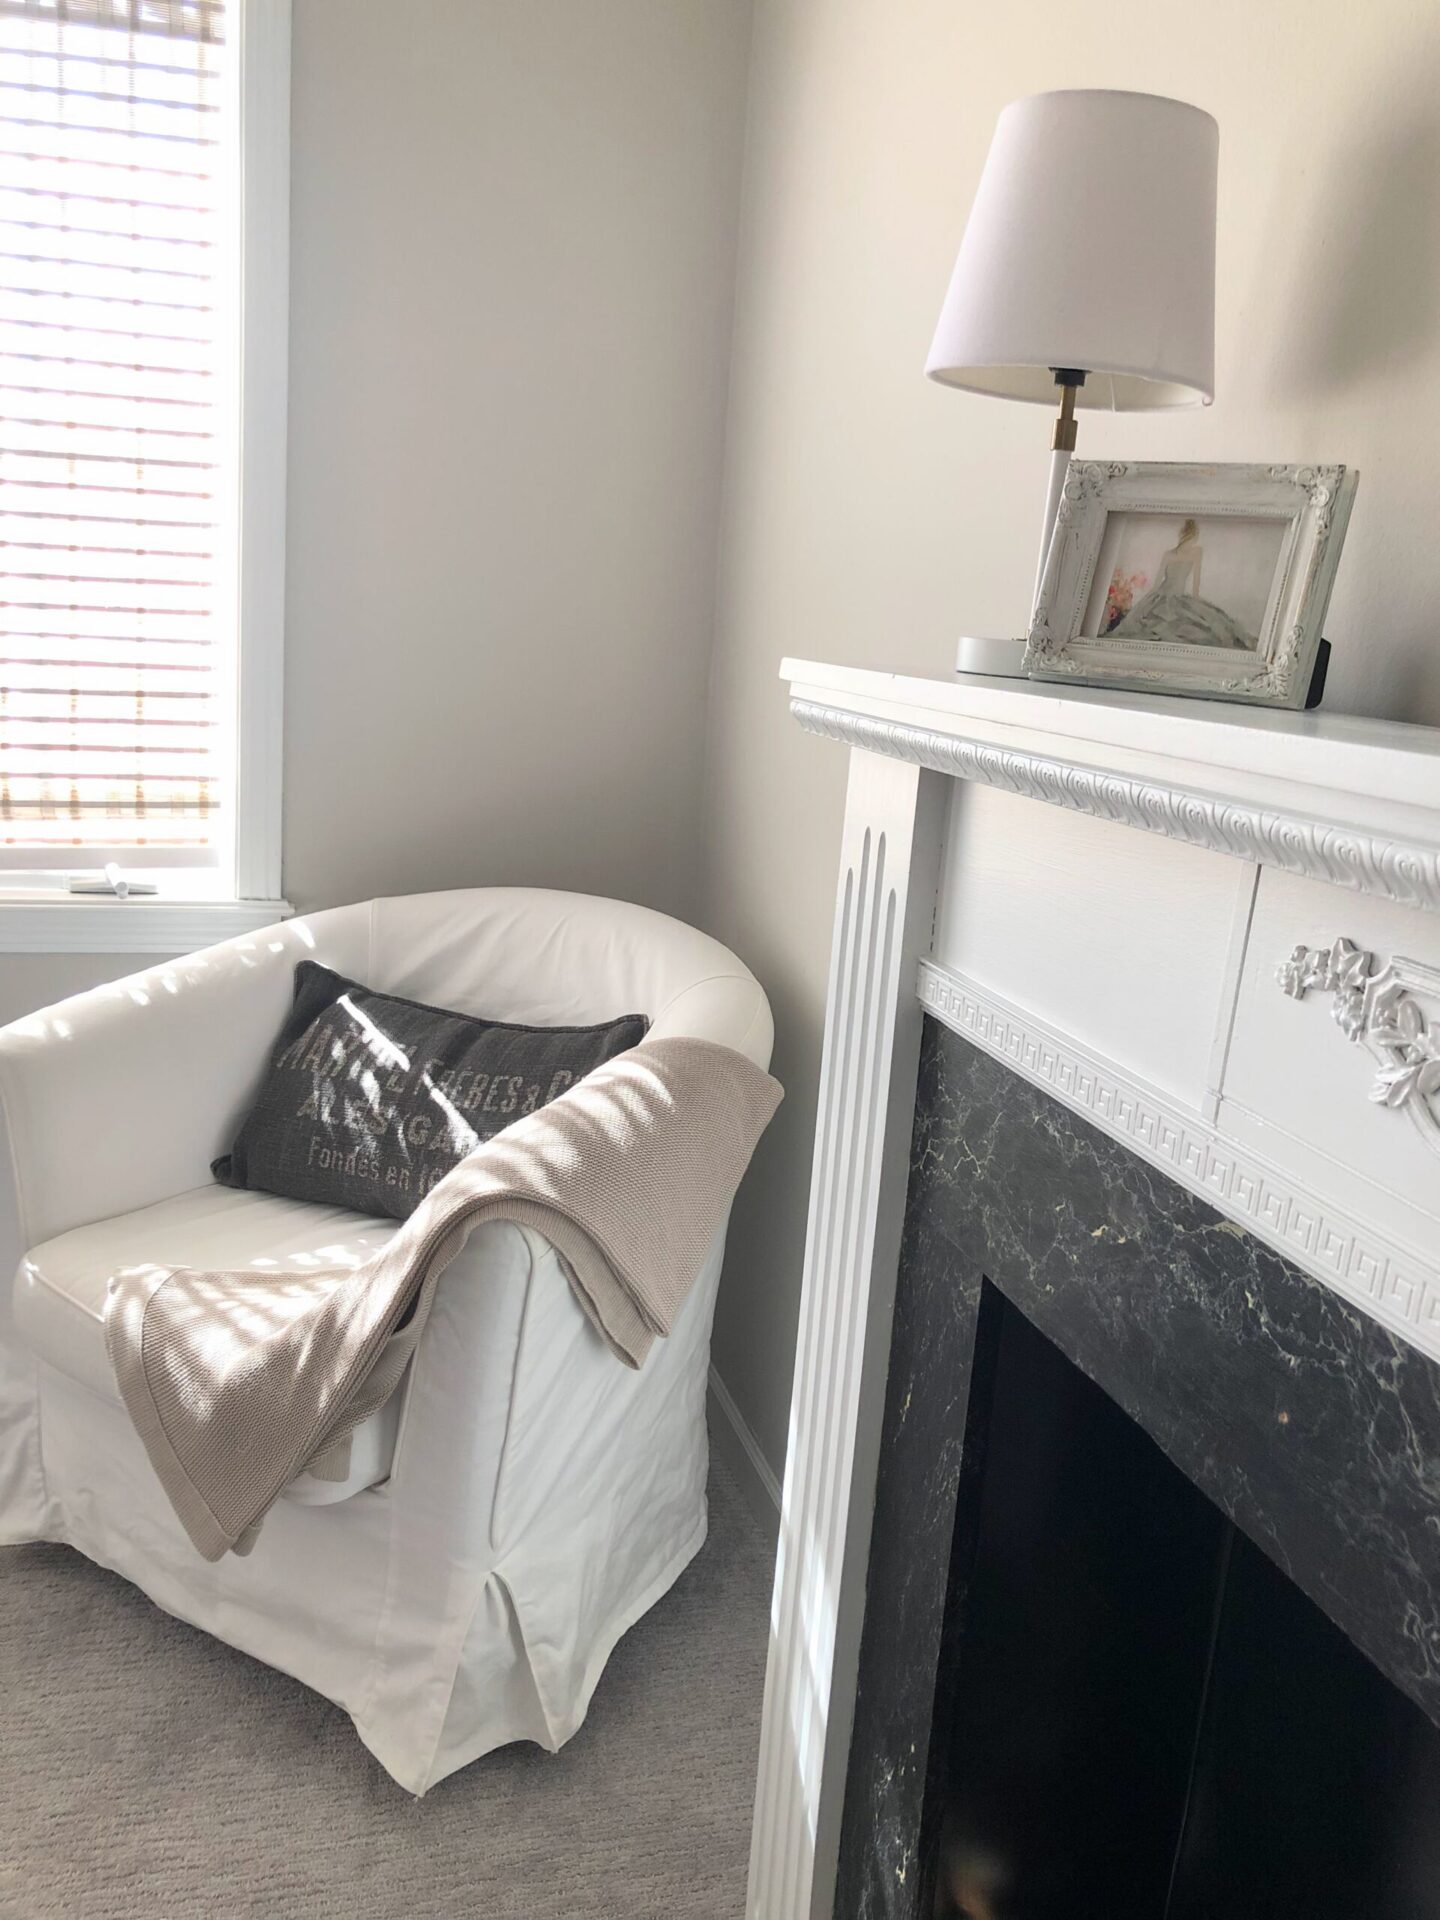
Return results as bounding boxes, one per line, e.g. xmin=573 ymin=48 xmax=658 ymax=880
xmin=0 ymin=0 xmax=292 ymax=955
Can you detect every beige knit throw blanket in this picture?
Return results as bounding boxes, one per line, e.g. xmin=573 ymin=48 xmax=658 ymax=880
xmin=104 ymin=1036 xmax=782 ymax=1561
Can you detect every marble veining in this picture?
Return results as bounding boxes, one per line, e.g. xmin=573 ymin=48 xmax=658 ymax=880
xmin=835 ymin=1016 xmax=1440 ymax=1920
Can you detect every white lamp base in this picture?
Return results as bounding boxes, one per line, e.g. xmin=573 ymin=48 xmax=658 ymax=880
xmin=1034 ymin=444 xmax=1072 ymax=610
xmin=955 ymin=634 xmax=1030 ymax=678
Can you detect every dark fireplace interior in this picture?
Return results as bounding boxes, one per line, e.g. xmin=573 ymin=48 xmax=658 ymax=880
xmin=928 ymin=1288 xmax=1440 ymax=1920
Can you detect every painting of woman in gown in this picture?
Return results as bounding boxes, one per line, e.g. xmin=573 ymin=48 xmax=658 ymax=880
xmin=1108 ymin=519 xmax=1255 ymax=651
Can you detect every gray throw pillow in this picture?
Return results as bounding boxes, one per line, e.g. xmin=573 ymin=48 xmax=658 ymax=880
xmin=213 ymin=960 xmax=647 ymax=1220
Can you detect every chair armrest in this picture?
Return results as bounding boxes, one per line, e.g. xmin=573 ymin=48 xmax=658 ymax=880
xmin=0 ymin=905 xmax=370 ymax=1248
xmin=380 ymin=1219 xmax=722 ymax=1556
xmin=487 ymin=1223 xmax=725 ymax=1549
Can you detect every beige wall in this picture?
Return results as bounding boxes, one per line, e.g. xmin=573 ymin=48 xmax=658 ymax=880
xmin=282 ymin=0 xmax=753 ymax=919
xmin=700 ymin=0 xmax=1440 ymax=1474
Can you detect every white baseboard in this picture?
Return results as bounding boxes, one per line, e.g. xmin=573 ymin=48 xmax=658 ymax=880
xmin=707 ymin=1365 xmax=780 ymax=1548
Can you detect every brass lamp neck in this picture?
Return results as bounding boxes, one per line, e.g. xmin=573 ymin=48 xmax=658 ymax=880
xmin=1050 ymin=366 xmax=1086 ymax=454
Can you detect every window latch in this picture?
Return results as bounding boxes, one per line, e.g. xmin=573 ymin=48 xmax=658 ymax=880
xmin=67 ymin=863 xmax=158 ymax=900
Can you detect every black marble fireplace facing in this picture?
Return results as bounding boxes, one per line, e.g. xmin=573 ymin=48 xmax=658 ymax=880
xmin=836 ymin=1015 xmax=1440 ymax=1920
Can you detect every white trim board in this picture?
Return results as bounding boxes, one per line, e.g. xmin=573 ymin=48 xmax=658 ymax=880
xmin=917 ymin=957 xmax=1440 ymax=1364
xmin=231 ymin=0 xmax=291 ymax=906
xmin=0 ymin=898 xmax=291 ymax=955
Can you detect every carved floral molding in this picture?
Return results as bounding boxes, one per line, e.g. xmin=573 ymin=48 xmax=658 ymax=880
xmin=1278 ymin=938 xmax=1440 ymax=1158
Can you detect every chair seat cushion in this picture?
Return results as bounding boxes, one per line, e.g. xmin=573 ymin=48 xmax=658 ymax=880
xmin=14 ymin=1185 xmax=405 ymax=1501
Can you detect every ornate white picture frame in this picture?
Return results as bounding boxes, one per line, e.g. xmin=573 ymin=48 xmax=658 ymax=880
xmin=1023 ymin=461 xmax=1359 ymax=708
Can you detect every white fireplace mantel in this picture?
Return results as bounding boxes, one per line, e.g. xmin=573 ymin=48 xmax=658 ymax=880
xmin=749 ymin=661 xmax=1440 ymax=1919
xmin=786 ymin=659 xmax=1440 ymax=913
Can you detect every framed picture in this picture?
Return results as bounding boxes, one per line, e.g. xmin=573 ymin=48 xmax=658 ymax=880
xmin=1023 ymin=461 xmax=1359 ymax=708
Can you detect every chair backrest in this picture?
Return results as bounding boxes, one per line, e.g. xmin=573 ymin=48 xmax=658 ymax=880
xmin=305 ymin=888 xmax=773 ymax=1069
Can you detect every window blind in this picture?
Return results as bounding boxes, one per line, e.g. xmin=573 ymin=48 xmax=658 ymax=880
xmin=0 ymin=0 xmax=229 ymax=867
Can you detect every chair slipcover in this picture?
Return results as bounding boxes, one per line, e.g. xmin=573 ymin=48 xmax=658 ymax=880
xmin=0 ymin=889 xmax=772 ymax=1792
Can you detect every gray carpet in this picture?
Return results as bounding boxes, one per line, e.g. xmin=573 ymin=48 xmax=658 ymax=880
xmin=0 ymin=1448 xmax=774 ymax=1919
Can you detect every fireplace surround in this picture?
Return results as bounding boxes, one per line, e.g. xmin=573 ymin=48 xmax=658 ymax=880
xmin=836 ymin=1016 xmax=1440 ymax=1918
xmin=748 ymin=661 xmax=1440 ymax=1918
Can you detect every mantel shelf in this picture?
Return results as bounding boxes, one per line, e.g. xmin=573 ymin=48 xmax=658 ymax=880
xmin=782 ymin=658 xmax=1440 ymax=914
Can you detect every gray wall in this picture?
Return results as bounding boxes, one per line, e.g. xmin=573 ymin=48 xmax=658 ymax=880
xmin=698 ymin=0 xmax=1440 ymax=1476
xmin=282 ymin=0 xmax=754 ymax=920
xmin=0 ymin=954 xmax=156 ymax=1030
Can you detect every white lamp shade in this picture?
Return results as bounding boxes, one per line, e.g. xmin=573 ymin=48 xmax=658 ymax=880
xmin=926 ymin=89 xmax=1218 ymax=411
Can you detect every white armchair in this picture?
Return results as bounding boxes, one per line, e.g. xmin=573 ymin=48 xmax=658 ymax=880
xmin=0 ymin=888 xmax=772 ymax=1794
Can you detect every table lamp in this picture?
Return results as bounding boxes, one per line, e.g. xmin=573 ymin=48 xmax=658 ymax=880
xmin=926 ymin=88 xmax=1218 ymax=675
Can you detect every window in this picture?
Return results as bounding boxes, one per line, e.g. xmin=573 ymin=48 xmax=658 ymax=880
xmin=0 ymin=0 xmax=288 ymax=949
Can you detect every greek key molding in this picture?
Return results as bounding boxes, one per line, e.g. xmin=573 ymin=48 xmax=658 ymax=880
xmin=917 ymin=958 xmax=1440 ymax=1364
xmin=1279 ymin=938 xmax=1440 ymax=1158
xmin=792 ymin=697 xmax=1440 ymax=916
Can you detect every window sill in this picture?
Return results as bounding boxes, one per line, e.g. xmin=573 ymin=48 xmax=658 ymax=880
xmin=0 ymin=896 xmax=293 ymax=955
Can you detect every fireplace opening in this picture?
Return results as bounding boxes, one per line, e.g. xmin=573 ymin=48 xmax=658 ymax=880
xmin=926 ymin=1289 xmax=1440 ymax=1920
